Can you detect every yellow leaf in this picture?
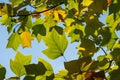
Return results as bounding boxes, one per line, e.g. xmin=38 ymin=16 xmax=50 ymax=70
xmin=81 ymin=0 xmax=93 ymax=7
xmin=53 ymin=8 xmax=66 ymax=22
xmin=77 ymin=46 xmax=86 ymax=51
xmin=44 ymin=8 xmax=52 ymax=16
xmin=20 ymin=31 xmax=34 ymax=48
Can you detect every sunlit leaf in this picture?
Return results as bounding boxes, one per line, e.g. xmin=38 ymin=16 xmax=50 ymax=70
xmin=20 ymin=31 xmax=34 ymax=48
xmin=10 ymin=52 xmax=32 ymax=76
xmin=10 ymin=0 xmax=24 ymax=5
xmin=81 ymin=0 xmax=93 ymax=7
xmin=53 ymin=7 xmax=66 ymax=22
xmin=42 ymin=29 xmax=68 ymax=59
xmin=6 ymin=32 xmax=22 ymax=51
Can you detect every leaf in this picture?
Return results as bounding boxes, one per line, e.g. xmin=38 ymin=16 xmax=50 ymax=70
xmin=24 ymin=62 xmax=47 ymax=76
xmin=10 ymin=52 xmax=32 ymax=76
xmin=6 ymin=32 xmax=22 ymax=51
xmin=32 ymin=24 xmax=46 ymax=42
xmin=110 ymin=69 xmax=120 ymax=80
xmin=64 ymin=56 xmax=92 ymax=75
xmin=0 ymin=64 xmax=6 ymax=80
xmin=42 ymin=29 xmax=68 ymax=59
xmin=78 ymin=39 xmax=96 ymax=56
xmin=55 ymin=70 xmax=68 ymax=78
xmin=23 ymin=76 xmax=35 ymax=80
xmin=38 ymin=58 xmax=54 ymax=76
xmin=7 ymin=77 xmax=20 ymax=80
xmin=53 ymin=7 xmax=66 ymax=22
xmin=20 ymin=31 xmax=34 ymax=48
xmin=81 ymin=0 xmax=93 ymax=7
xmin=10 ymin=0 xmax=24 ymax=5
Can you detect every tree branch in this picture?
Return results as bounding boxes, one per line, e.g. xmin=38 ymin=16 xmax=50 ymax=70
xmin=0 ymin=2 xmax=64 ymax=17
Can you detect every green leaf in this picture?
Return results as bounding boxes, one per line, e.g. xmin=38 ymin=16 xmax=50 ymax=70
xmin=10 ymin=52 xmax=32 ymax=76
xmin=42 ymin=29 xmax=68 ymax=59
xmin=6 ymin=32 xmax=22 ymax=51
xmin=110 ymin=69 xmax=120 ymax=80
xmin=68 ymin=0 xmax=78 ymax=10
xmin=44 ymin=15 xmax=56 ymax=28
xmin=81 ymin=0 xmax=93 ymax=7
xmin=64 ymin=56 xmax=92 ymax=75
xmin=32 ymin=24 xmax=46 ymax=42
xmin=23 ymin=76 xmax=35 ymax=80
xmin=0 ymin=64 xmax=6 ymax=80
xmin=38 ymin=58 xmax=54 ymax=76
xmin=78 ymin=39 xmax=96 ymax=56
xmin=24 ymin=62 xmax=47 ymax=76
xmin=10 ymin=0 xmax=24 ymax=5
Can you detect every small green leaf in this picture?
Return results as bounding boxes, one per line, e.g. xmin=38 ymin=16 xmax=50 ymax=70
xmin=0 ymin=64 xmax=6 ymax=80
xmin=6 ymin=32 xmax=22 ymax=51
xmin=42 ymin=29 xmax=68 ymax=59
xmin=10 ymin=52 xmax=32 ymax=76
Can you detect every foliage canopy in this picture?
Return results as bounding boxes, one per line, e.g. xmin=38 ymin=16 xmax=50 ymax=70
xmin=0 ymin=0 xmax=120 ymax=80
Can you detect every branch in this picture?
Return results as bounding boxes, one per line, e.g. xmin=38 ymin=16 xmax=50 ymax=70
xmin=0 ymin=2 xmax=64 ymax=17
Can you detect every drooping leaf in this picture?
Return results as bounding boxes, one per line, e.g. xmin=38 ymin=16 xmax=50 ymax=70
xmin=6 ymin=32 xmax=22 ymax=51
xmin=0 ymin=64 xmax=6 ymax=80
xmin=24 ymin=62 xmax=47 ymax=76
xmin=42 ymin=29 xmax=68 ymax=59
xmin=20 ymin=31 xmax=34 ymax=48
xmin=10 ymin=52 xmax=32 ymax=76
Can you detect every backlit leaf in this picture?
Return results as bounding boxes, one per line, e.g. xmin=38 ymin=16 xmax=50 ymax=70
xmin=53 ymin=7 xmax=66 ymax=22
xmin=20 ymin=31 xmax=34 ymax=48
xmin=10 ymin=0 xmax=24 ymax=5
xmin=6 ymin=32 xmax=22 ymax=51
xmin=42 ymin=29 xmax=68 ymax=59
xmin=81 ymin=0 xmax=93 ymax=7
xmin=10 ymin=52 xmax=32 ymax=76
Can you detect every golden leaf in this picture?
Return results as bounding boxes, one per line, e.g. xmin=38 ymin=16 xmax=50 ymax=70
xmin=20 ymin=31 xmax=34 ymax=48
xmin=77 ymin=46 xmax=86 ymax=51
xmin=53 ymin=8 xmax=66 ymax=22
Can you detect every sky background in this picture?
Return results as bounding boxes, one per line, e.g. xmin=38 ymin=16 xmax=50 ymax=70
xmin=0 ymin=0 xmax=120 ymax=79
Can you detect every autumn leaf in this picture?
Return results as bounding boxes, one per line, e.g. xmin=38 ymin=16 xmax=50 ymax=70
xmin=20 ymin=31 xmax=34 ymax=48
xmin=107 ymin=0 xmax=113 ymax=7
xmin=53 ymin=7 xmax=66 ymax=22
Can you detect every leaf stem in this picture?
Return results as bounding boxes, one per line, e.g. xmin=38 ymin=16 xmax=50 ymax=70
xmin=63 ymin=55 xmax=67 ymax=62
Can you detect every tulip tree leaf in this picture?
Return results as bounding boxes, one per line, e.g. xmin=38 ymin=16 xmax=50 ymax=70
xmin=10 ymin=52 xmax=32 ymax=76
xmin=6 ymin=32 xmax=22 ymax=51
xmin=42 ymin=29 xmax=68 ymax=59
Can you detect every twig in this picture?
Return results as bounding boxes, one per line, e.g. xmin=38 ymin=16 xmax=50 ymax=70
xmin=63 ymin=55 xmax=67 ymax=62
xmin=0 ymin=2 xmax=64 ymax=17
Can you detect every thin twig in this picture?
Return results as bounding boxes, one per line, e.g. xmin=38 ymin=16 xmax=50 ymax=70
xmin=0 ymin=2 xmax=64 ymax=17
